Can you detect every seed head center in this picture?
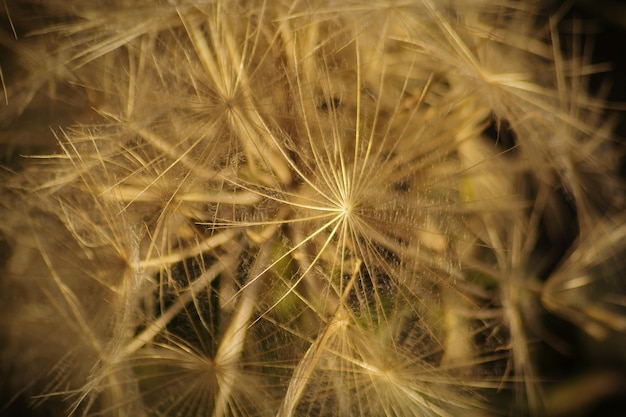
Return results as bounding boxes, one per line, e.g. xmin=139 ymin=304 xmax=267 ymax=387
xmin=340 ymin=199 xmax=353 ymax=217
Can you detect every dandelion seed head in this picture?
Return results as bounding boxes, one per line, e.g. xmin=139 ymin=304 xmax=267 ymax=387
xmin=1 ymin=0 xmax=625 ymax=416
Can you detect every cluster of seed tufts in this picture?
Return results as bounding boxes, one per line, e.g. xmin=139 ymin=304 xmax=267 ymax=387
xmin=1 ymin=1 xmax=625 ymax=416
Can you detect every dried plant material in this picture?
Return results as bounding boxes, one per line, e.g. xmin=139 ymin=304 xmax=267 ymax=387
xmin=1 ymin=1 xmax=625 ymax=416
